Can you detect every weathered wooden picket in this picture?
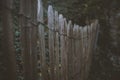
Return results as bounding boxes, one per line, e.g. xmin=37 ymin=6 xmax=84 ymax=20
xmin=0 ymin=0 xmax=99 ymax=80
xmin=37 ymin=0 xmax=99 ymax=80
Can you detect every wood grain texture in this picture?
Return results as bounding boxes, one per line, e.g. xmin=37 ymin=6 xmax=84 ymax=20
xmin=48 ymin=5 xmax=55 ymax=80
xmin=31 ymin=0 xmax=38 ymax=80
xmin=38 ymin=0 xmax=49 ymax=80
xmin=67 ymin=21 xmax=73 ymax=80
xmin=59 ymin=16 xmax=68 ymax=80
xmin=1 ymin=0 xmax=99 ymax=79
xmin=20 ymin=0 xmax=33 ymax=80
xmin=54 ymin=11 xmax=60 ymax=80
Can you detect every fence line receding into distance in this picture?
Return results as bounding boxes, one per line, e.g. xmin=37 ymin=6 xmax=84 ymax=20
xmin=0 ymin=0 xmax=99 ymax=80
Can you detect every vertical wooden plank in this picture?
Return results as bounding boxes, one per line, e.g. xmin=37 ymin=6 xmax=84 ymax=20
xmin=80 ymin=26 xmax=84 ymax=80
xmin=86 ymin=21 xmax=99 ymax=78
xmin=83 ymin=26 xmax=86 ymax=80
xmin=71 ymin=24 xmax=74 ymax=80
xmin=85 ymin=23 xmax=95 ymax=80
xmin=72 ymin=25 xmax=81 ymax=80
xmin=75 ymin=25 xmax=79 ymax=80
xmin=31 ymin=0 xmax=38 ymax=80
xmin=59 ymin=16 xmax=68 ymax=80
xmin=85 ymin=21 xmax=98 ymax=80
xmin=80 ymin=26 xmax=86 ymax=80
xmin=94 ymin=20 xmax=99 ymax=49
xmin=88 ymin=24 xmax=94 ymax=79
xmin=75 ymin=25 xmax=81 ymax=80
xmin=25 ymin=0 xmax=33 ymax=79
xmin=59 ymin=14 xmax=65 ymax=80
xmin=64 ymin=18 xmax=68 ymax=80
xmin=38 ymin=0 xmax=48 ymax=80
xmin=78 ymin=25 xmax=82 ymax=80
xmin=48 ymin=5 xmax=55 ymax=80
xmin=1 ymin=0 xmax=17 ymax=80
xmin=79 ymin=26 xmax=83 ymax=80
xmin=20 ymin=0 xmax=33 ymax=80
xmin=54 ymin=11 xmax=60 ymax=80
xmin=83 ymin=26 xmax=88 ymax=80
xmin=85 ymin=25 xmax=91 ymax=79
xmin=91 ymin=22 xmax=97 ymax=50
xmin=72 ymin=24 xmax=77 ymax=80
xmin=90 ymin=23 xmax=95 ymax=49
xmin=67 ymin=21 xmax=73 ymax=80
xmin=37 ymin=0 xmax=44 ymax=79
xmin=87 ymin=24 xmax=94 ymax=73
xmin=84 ymin=25 xmax=90 ymax=80
xmin=89 ymin=23 xmax=95 ymax=57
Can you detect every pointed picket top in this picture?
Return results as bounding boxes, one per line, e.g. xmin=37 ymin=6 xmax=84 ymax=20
xmin=94 ymin=19 xmax=98 ymax=26
xmin=76 ymin=25 xmax=79 ymax=38
xmin=83 ymin=26 xmax=87 ymax=33
xmin=73 ymin=24 xmax=77 ymax=37
xmin=64 ymin=18 xmax=67 ymax=34
xmin=78 ymin=26 xmax=82 ymax=37
xmin=67 ymin=20 xmax=72 ymax=31
xmin=74 ymin=24 xmax=79 ymax=38
xmin=79 ymin=26 xmax=83 ymax=35
xmin=67 ymin=20 xmax=72 ymax=36
xmin=37 ymin=0 xmax=43 ymax=22
xmin=76 ymin=25 xmax=79 ymax=33
xmin=92 ymin=22 xmax=96 ymax=31
xmin=73 ymin=24 xmax=77 ymax=32
xmin=87 ymin=25 xmax=91 ymax=33
xmin=79 ymin=26 xmax=82 ymax=30
xmin=37 ymin=0 xmax=40 ymax=16
xmin=55 ymin=11 xmax=59 ymax=31
xmin=80 ymin=27 xmax=84 ymax=38
xmin=86 ymin=25 xmax=89 ymax=33
xmin=90 ymin=23 xmax=94 ymax=32
xmin=94 ymin=20 xmax=98 ymax=30
xmin=59 ymin=14 xmax=64 ymax=34
xmin=48 ymin=5 xmax=54 ymax=29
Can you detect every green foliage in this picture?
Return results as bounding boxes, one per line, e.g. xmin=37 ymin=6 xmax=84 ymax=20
xmin=13 ymin=0 xmax=24 ymax=80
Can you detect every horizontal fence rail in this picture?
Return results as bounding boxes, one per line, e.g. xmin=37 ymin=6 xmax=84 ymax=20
xmin=0 ymin=0 xmax=99 ymax=80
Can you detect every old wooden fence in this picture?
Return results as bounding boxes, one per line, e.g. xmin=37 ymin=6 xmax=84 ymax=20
xmin=0 ymin=0 xmax=99 ymax=80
